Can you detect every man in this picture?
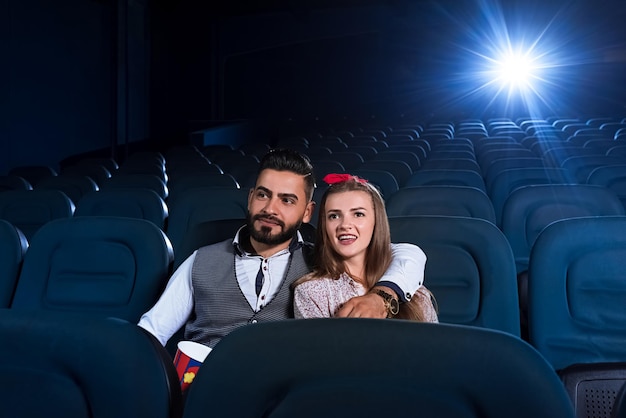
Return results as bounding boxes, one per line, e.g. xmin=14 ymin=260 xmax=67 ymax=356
xmin=139 ymin=148 xmax=426 ymax=348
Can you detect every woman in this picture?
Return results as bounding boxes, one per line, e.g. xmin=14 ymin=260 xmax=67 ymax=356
xmin=293 ymin=173 xmax=438 ymax=322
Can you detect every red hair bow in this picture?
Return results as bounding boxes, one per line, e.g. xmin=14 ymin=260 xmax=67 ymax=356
xmin=323 ymin=173 xmax=367 ymax=185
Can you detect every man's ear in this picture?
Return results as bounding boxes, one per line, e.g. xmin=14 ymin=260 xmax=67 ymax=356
xmin=302 ymin=200 xmax=316 ymax=224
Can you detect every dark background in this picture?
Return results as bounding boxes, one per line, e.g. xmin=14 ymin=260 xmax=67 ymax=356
xmin=1 ymin=0 xmax=625 ymax=172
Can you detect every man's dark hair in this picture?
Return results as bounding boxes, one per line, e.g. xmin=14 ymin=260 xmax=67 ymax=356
xmin=257 ymin=148 xmax=316 ymax=201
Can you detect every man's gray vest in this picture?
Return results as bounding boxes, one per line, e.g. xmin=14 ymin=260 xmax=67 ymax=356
xmin=184 ymin=239 xmax=312 ymax=348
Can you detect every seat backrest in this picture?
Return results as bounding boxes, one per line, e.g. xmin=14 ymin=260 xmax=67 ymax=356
xmin=173 ymin=218 xmax=246 ymax=269
xmin=8 ymin=165 xmax=57 ymax=186
xmin=587 ymin=164 xmax=626 ymax=209
xmin=167 ymin=173 xmax=240 ymax=202
xmin=560 ymin=155 xmax=623 ymax=183
xmin=478 ymin=149 xmax=536 ymax=171
xmin=0 ymin=175 xmax=32 ymax=192
xmin=488 ymin=167 xmax=574 ymax=227
xmin=405 ymin=169 xmax=487 ymax=192
xmin=527 ymin=216 xmax=626 ymax=370
xmin=62 ymin=163 xmax=112 ymax=187
xmin=484 ymin=157 xmax=546 ymax=190
xmin=501 ymin=184 xmax=625 ymax=274
xmin=36 ymin=174 xmax=99 ymax=205
xmin=306 ymin=159 xmax=346 ymax=185
xmin=166 ymin=187 xmax=250 ymax=255
xmin=388 ymin=216 xmax=520 ymax=336
xmin=421 ymin=157 xmax=481 ymax=173
xmin=373 ymin=150 xmax=421 ymax=171
xmin=183 ymin=319 xmax=573 ymax=418
xmin=75 ymin=188 xmax=168 ymax=230
xmin=0 ymin=310 xmax=182 ymax=418
xmin=101 ymin=173 xmax=169 ymax=200
xmin=358 ymin=160 xmax=412 ymax=187
xmin=0 ymin=220 xmax=28 ymax=308
xmin=0 ymin=189 xmax=75 ymax=241
xmin=386 ymin=186 xmax=496 ymax=223
xmin=174 ymin=218 xmax=317 ymax=269
xmin=349 ymin=168 xmax=399 ymax=199
xmin=11 ymin=216 xmax=174 ymax=322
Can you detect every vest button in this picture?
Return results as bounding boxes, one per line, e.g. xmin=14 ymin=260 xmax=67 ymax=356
xmin=251 ymin=319 xmax=258 ymax=324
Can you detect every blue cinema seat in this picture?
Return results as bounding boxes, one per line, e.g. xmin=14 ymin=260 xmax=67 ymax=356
xmin=527 ymin=216 xmax=626 ymax=367
xmin=388 ymin=216 xmax=520 ymax=336
xmin=501 ymin=184 xmax=625 ymax=275
xmin=75 ymin=188 xmax=168 ymax=230
xmin=386 ymin=185 xmax=496 ymax=223
xmin=526 ymin=217 xmax=626 ymax=417
xmin=405 ymin=169 xmax=487 ymax=192
xmin=35 ymin=174 xmax=99 ymax=205
xmin=0 ymin=310 xmax=182 ymax=418
xmin=8 ymin=165 xmax=57 ymax=187
xmin=488 ymin=167 xmax=574 ymax=227
xmin=587 ymin=164 xmax=626 ymax=209
xmin=0 ymin=175 xmax=32 ymax=192
xmin=166 ymin=187 xmax=250 ymax=257
xmin=0 ymin=189 xmax=75 ymax=241
xmin=0 ymin=220 xmax=28 ymax=308
xmin=10 ymin=216 xmax=174 ymax=323
xmin=349 ymin=168 xmax=399 ymax=199
xmin=100 ymin=173 xmax=169 ymax=200
xmin=183 ymin=319 xmax=573 ymax=418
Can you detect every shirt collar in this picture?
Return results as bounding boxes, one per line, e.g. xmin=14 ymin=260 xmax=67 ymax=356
xmin=233 ymin=225 xmax=304 ymax=257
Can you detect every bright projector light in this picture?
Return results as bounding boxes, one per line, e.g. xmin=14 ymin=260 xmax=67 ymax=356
xmin=497 ymin=54 xmax=532 ymax=85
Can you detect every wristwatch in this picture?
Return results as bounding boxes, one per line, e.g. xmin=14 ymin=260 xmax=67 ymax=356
xmin=372 ymin=289 xmax=400 ymax=318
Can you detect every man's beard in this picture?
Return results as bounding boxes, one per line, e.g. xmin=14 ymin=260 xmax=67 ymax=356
xmin=246 ymin=212 xmax=301 ymax=246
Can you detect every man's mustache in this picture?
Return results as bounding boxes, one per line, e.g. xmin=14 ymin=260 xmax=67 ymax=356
xmin=252 ymin=214 xmax=284 ymax=227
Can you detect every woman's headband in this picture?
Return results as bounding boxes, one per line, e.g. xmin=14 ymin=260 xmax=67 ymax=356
xmin=323 ymin=173 xmax=368 ymax=185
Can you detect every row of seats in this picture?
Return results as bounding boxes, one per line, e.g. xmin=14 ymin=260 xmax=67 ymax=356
xmin=0 ymin=309 xmax=586 ymax=418
xmin=2 ymin=207 xmax=624 ymax=371
xmin=2 ymin=115 xmax=626 ymax=417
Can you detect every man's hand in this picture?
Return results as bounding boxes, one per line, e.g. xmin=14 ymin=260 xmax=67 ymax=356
xmin=335 ymin=286 xmax=396 ymax=318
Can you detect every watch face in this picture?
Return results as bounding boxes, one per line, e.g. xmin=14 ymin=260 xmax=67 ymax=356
xmin=389 ymin=298 xmax=400 ymax=315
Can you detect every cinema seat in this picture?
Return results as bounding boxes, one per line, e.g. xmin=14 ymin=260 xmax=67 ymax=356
xmin=0 ymin=310 xmax=182 ymax=418
xmin=349 ymin=168 xmax=399 ymax=199
xmin=11 ymin=216 xmax=174 ymax=323
xmin=527 ymin=216 xmax=626 ymax=367
xmin=36 ymin=174 xmax=99 ymax=204
xmin=501 ymin=184 xmax=625 ymax=275
xmin=488 ymin=167 xmax=573 ymax=227
xmin=0 ymin=175 xmax=32 ymax=192
xmin=388 ymin=216 xmax=520 ymax=336
xmin=587 ymin=164 xmax=626 ymax=209
xmin=166 ymin=187 xmax=249 ymax=256
xmin=101 ymin=173 xmax=169 ymax=200
xmin=183 ymin=319 xmax=573 ymax=418
xmin=75 ymin=188 xmax=168 ymax=230
xmin=8 ymin=165 xmax=57 ymax=186
xmin=526 ymin=217 xmax=626 ymax=417
xmin=0 ymin=220 xmax=28 ymax=308
xmin=405 ymin=169 xmax=487 ymax=192
xmin=0 ymin=190 xmax=75 ymax=241
xmin=386 ymin=186 xmax=496 ymax=224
